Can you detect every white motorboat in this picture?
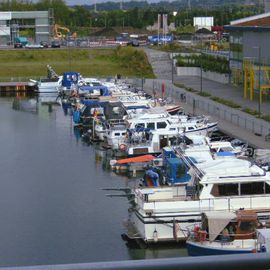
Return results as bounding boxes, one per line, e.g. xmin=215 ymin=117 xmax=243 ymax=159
xmin=186 ymin=210 xmax=270 ymax=256
xmin=103 ymin=108 xmax=217 ymax=152
xmin=124 ymin=150 xmax=270 ymax=243
xmin=30 ymin=76 xmax=62 ymax=93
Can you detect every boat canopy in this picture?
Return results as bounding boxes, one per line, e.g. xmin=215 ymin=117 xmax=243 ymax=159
xmin=203 ymin=211 xmax=237 ymax=242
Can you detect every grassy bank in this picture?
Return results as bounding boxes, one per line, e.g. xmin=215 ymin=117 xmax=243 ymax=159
xmin=0 ymin=47 xmax=155 ymax=79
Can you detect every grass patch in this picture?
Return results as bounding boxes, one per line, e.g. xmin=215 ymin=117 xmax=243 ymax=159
xmin=210 ymin=96 xmax=241 ymax=109
xmin=0 ymin=47 xmax=155 ymax=78
xmin=242 ymin=107 xmax=260 ymax=117
xmin=261 ymin=115 xmax=270 ymax=122
xmin=198 ymin=91 xmax=211 ymax=97
xmin=173 ymin=83 xmax=185 ymax=88
xmin=185 ymin=87 xmax=198 ymax=93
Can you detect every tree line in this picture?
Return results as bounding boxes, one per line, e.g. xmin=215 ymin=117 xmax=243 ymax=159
xmin=0 ymin=0 xmax=263 ymax=31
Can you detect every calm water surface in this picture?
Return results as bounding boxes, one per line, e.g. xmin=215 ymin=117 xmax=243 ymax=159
xmin=0 ymin=94 xmax=187 ymax=267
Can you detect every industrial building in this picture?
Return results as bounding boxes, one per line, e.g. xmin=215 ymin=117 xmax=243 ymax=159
xmin=224 ymin=9 xmax=270 ymax=104
xmin=0 ymin=10 xmax=51 ymax=45
xmin=225 ymin=12 xmax=270 ymax=85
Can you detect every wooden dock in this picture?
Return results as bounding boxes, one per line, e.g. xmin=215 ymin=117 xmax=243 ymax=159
xmin=0 ymin=81 xmax=36 ymax=92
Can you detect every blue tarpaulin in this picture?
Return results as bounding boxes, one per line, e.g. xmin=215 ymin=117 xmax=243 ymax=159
xmin=62 ymin=72 xmax=80 ymax=89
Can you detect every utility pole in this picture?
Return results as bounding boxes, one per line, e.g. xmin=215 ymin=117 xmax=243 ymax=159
xmin=258 ymin=46 xmax=261 ymax=117
xmin=120 ymin=0 xmax=123 ymax=10
xmin=94 ymin=0 xmax=97 ymax=12
xmin=200 ymin=56 xmax=203 ymax=93
xmin=171 ymin=52 xmax=174 ymax=83
xmin=253 ymin=46 xmax=261 ymax=117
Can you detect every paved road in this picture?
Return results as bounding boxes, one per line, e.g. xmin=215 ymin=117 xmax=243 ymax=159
xmin=173 ymin=75 xmax=270 ymax=117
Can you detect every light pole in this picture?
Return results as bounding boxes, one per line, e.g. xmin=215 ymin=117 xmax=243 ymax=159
xmin=258 ymin=46 xmax=261 ymax=117
xmin=171 ymin=52 xmax=174 ymax=83
xmin=253 ymin=46 xmax=261 ymax=117
xmin=200 ymin=55 xmax=203 ymax=93
xmin=200 ymin=39 xmax=203 ymax=93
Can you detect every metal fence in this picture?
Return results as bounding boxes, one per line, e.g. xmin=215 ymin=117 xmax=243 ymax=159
xmin=132 ymin=78 xmax=270 ymax=137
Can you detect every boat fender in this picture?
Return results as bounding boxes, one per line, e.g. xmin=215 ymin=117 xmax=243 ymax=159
xmin=119 ymin=144 xmax=127 ymax=151
xmin=73 ymin=110 xmax=81 ymax=123
xmin=153 ymin=229 xmax=158 ymax=243
xmin=193 ymin=225 xmax=200 ymax=241
xmin=173 ymin=220 xmax=180 ymax=242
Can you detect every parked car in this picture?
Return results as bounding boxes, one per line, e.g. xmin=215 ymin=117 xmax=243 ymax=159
xmin=127 ymin=39 xmax=140 ymax=47
xmin=40 ymin=41 xmax=49 ymax=48
xmin=14 ymin=42 xmax=23 ymax=48
xmin=25 ymin=43 xmax=44 ymax=49
xmin=51 ymin=40 xmax=61 ymax=48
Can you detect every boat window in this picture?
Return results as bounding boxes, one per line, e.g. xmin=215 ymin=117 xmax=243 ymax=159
xmin=266 ymin=183 xmax=270 ymax=193
xmin=188 ymin=127 xmax=194 ymax=130
xmin=115 ymin=133 xmax=120 ymax=136
xmin=240 ymin=182 xmax=264 ymax=195
xmin=147 ymin=122 xmax=155 ymax=129
xmin=239 ymin=221 xmax=256 ymax=232
xmin=219 ymin=147 xmax=233 ymax=152
xmin=122 ymin=133 xmax=126 ymax=136
xmin=157 ymin=122 xmax=167 ymax=129
xmin=135 ymin=123 xmax=145 ymax=129
xmin=214 ymin=183 xmax=239 ymax=196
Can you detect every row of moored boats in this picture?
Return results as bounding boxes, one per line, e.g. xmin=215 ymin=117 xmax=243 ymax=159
xmin=34 ymin=69 xmax=270 ymax=256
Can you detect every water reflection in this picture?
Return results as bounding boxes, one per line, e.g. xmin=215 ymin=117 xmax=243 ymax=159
xmin=12 ymin=97 xmax=38 ymax=114
xmin=1 ymin=92 xmax=188 ymax=266
xmin=11 ymin=92 xmax=61 ymax=118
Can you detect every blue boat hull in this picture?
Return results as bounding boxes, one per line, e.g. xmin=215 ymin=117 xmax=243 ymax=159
xmin=186 ymin=241 xmax=253 ymax=256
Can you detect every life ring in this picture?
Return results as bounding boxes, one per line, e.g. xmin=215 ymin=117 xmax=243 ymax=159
xmin=119 ymin=144 xmax=127 ymax=151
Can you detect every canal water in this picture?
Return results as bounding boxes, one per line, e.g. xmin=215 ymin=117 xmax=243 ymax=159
xmin=0 ymin=94 xmax=187 ymax=267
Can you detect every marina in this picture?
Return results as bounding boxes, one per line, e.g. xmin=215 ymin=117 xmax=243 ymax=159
xmin=2 ymin=69 xmax=270 ymax=267
xmin=0 ymin=92 xmax=189 ymax=267
xmin=2 ymin=0 xmax=270 ymax=268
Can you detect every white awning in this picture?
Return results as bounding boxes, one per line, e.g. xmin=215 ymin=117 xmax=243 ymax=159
xmin=204 ymin=211 xmax=236 ymax=242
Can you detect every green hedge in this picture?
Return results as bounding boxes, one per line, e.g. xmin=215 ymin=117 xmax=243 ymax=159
xmin=176 ymin=53 xmax=230 ymax=74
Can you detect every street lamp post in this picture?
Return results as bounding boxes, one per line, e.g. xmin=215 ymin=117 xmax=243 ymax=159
xmin=171 ymin=52 xmax=174 ymax=83
xmin=258 ymin=46 xmax=261 ymax=117
xmin=200 ymin=56 xmax=203 ymax=93
xmin=253 ymin=46 xmax=261 ymax=117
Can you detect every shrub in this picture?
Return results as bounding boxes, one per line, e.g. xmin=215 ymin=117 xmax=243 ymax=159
xmin=242 ymin=108 xmax=260 ymax=117
xmin=261 ymin=115 xmax=270 ymax=122
xmin=176 ymin=53 xmax=230 ymax=74
xmin=198 ymin=91 xmax=211 ymax=97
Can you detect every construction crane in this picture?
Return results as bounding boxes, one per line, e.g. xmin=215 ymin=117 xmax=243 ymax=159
xmin=53 ymin=24 xmax=77 ymax=39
